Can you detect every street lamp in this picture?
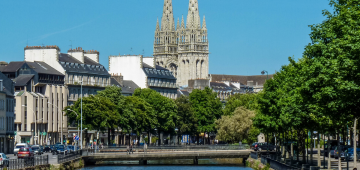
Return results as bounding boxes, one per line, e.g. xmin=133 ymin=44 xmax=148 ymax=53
xmin=80 ymin=81 xmax=83 ymax=149
xmin=67 ymin=109 xmax=80 ymax=150
xmin=48 ymin=102 xmax=64 ymax=145
xmin=261 ymin=70 xmax=268 ymax=80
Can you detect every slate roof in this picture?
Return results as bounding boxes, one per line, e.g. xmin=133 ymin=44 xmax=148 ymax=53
xmin=210 ymin=82 xmax=232 ymax=91
xmin=0 ymin=65 xmax=7 ymax=72
xmin=122 ymin=80 xmax=140 ymax=94
xmin=27 ymin=62 xmax=63 ymax=75
xmin=1 ymin=61 xmax=63 ymax=75
xmin=1 ymin=61 xmax=25 ymax=72
xmin=13 ymin=74 xmax=34 ymax=86
xmin=84 ymin=57 xmax=100 ymax=66
xmin=210 ymin=74 xmax=273 ymax=86
xmin=177 ymin=90 xmax=189 ymax=96
xmin=110 ymin=78 xmax=139 ymax=94
xmin=59 ymin=53 xmax=110 ymax=76
xmin=143 ymin=64 xmax=176 ymax=80
xmin=59 ymin=53 xmax=82 ymax=63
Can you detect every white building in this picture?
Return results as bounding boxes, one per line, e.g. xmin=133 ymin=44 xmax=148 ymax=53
xmin=109 ymin=55 xmax=178 ymax=99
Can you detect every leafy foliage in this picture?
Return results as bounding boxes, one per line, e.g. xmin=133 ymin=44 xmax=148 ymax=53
xmin=175 ymin=95 xmax=198 ymax=135
xmin=189 ymin=87 xmax=223 ymax=133
xmin=215 ymin=107 xmax=255 ymax=143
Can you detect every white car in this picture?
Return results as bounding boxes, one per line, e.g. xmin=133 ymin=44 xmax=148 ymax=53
xmin=14 ymin=143 xmax=29 ymax=156
xmin=0 ymin=153 xmax=9 ymax=167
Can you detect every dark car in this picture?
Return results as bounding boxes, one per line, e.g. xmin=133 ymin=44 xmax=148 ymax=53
xmin=52 ymin=145 xmax=68 ymax=155
xmin=31 ymin=145 xmax=43 ymax=155
xmin=335 ymin=145 xmax=352 ymax=159
xmin=254 ymin=142 xmax=276 ymax=151
xmin=44 ymin=145 xmax=52 ymax=152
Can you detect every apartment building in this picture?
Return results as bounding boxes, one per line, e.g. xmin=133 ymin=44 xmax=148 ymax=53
xmin=0 ymin=71 xmax=15 ymax=153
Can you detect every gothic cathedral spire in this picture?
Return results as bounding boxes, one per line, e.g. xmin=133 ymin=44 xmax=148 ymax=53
xmin=186 ymin=0 xmax=200 ymax=29
xmin=161 ymin=0 xmax=175 ymax=31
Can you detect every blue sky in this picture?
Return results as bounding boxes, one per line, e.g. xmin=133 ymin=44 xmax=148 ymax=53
xmin=0 ymin=0 xmax=332 ymax=75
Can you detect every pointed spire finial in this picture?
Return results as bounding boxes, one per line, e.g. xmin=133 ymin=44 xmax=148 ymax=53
xmin=202 ymin=15 xmax=207 ymax=29
xmin=177 ymin=18 xmax=180 ymax=30
xmin=181 ymin=15 xmax=185 ymax=29
xmin=156 ymin=18 xmax=160 ymax=31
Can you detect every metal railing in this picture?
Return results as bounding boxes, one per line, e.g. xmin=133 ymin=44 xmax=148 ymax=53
xmin=83 ymin=144 xmax=250 ymax=157
xmin=1 ymin=155 xmax=49 ymax=170
xmin=58 ymin=150 xmax=82 ymax=164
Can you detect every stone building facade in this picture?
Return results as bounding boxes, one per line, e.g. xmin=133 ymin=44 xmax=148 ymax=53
xmin=154 ymin=0 xmax=209 ymax=86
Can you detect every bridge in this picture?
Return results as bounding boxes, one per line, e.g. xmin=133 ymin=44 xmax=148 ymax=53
xmin=81 ymin=145 xmax=252 ymax=165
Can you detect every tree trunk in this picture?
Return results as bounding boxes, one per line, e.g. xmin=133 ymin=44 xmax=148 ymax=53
xmin=303 ymin=130 xmax=306 ymax=164
xmin=354 ymin=118 xmax=357 ymax=168
xmin=337 ymin=131 xmax=341 ymax=170
xmin=310 ymin=131 xmax=313 ymax=165
xmin=108 ymin=128 xmax=111 ymax=146
xmin=197 ymin=134 xmax=199 ymax=145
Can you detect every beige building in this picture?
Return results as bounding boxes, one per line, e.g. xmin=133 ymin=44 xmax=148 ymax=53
xmin=154 ymin=0 xmax=209 ymax=86
xmin=14 ymin=84 xmax=67 ymax=145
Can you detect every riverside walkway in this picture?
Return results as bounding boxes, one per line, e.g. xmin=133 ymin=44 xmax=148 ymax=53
xmin=82 ymin=145 xmax=252 ymax=165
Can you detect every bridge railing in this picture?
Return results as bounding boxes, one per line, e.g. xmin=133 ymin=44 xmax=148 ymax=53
xmin=99 ymin=144 xmax=249 ymax=151
xmin=1 ymin=155 xmax=49 ymax=170
xmin=58 ymin=150 xmax=82 ymax=164
xmin=83 ymin=145 xmax=250 ymax=156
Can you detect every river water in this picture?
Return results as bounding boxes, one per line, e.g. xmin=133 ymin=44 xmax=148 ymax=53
xmin=81 ymin=158 xmax=253 ymax=170
xmin=82 ymin=166 xmax=253 ymax=170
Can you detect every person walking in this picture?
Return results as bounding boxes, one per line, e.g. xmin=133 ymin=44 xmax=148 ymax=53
xmin=144 ymin=142 xmax=147 ymax=154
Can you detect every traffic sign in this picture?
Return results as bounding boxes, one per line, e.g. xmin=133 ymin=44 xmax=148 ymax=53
xmin=75 ymin=136 xmax=79 ymax=141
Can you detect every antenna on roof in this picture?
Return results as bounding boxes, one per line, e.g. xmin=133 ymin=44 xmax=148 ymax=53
xmin=142 ymin=49 xmax=145 ymax=56
xmin=131 ymin=47 xmax=133 ymax=54
xmin=70 ymin=40 xmax=72 ymax=57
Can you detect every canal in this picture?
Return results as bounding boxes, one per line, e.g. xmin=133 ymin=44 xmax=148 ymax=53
xmin=82 ymin=166 xmax=253 ymax=170
xmin=81 ymin=158 xmax=253 ymax=170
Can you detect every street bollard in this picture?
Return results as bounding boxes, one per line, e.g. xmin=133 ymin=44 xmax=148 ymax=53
xmin=328 ymin=152 xmax=331 ymax=169
xmin=317 ymin=144 xmax=321 ymax=167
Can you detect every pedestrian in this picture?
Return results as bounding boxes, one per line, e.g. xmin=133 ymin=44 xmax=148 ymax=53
xmin=144 ymin=142 xmax=147 ymax=154
xmin=130 ymin=143 xmax=134 ymax=154
xmin=353 ymin=168 xmax=357 ymax=170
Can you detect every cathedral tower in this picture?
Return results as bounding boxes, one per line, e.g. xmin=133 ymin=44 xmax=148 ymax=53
xmin=154 ymin=0 xmax=209 ymax=86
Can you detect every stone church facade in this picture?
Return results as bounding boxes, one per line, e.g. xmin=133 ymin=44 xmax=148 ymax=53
xmin=154 ymin=0 xmax=209 ymax=86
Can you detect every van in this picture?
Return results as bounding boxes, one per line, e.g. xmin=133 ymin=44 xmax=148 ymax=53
xmin=13 ymin=143 xmax=29 ymax=156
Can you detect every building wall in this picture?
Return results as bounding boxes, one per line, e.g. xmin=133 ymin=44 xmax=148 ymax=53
xmin=143 ymin=57 xmax=155 ymax=67
xmin=15 ymin=84 xmax=67 ymax=145
xmin=109 ymin=55 xmax=146 ymax=88
xmin=0 ymin=92 xmax=6 ymax=153
xmin=84 ymin=53 xmax=99 ymax=63
xmin=24 ymin=47 xmax=65 ymax=74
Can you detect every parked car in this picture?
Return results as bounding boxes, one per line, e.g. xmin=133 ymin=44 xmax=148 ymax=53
xmin=344 ymin=148 xmax=360 ymax=161
xmin=0 ymin=153 xmax=9 ymax=167
xmin=53 ymin=145 xmax=68 ymax=155
xmin=334 ymin=145 xmax=352 ymax=159
xmin=17 ymin=147 xmax=35 ymax=159
xmin=254 ymin=142 xmax=276 ymax=151
xmin=44 ymin=145 xmax=52 ymax=152
xmin=13 ymin=143 xmax=30 ymax=156
xmin=31 ymin=145 xmax=43 ymax=155
xmin=251 ymin=143 xmax=258 ymax=149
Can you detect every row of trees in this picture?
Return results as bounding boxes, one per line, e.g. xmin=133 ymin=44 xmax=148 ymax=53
xmin=251 ymin=0 xmax=360 ymax=165
xmin=65 ymin=86 xmax=225 ymax=145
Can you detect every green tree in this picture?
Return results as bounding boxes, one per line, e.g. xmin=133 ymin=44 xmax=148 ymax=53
xmin=190 ymin=87 xmax=223 ymax=144
xmin=223 ymin=93 xmax=258 ymax=115
xmin=123 ymin=96 xmax=158 ymax=145
xmin=215 ymin=107 xmax=255 ymax=143
xmin=65 ymin=95 xmax=118 ymax=134
xmin=175 ymin=95 xmax=198 ymax=142
xmin=133 ymin=88 xmax=178 ymax=144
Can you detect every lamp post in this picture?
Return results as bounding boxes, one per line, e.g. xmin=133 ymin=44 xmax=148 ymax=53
xmin=67 ymin=109 xmax=80 ymax=149
xmin=261 ymin=70 xmax=268 ymax=80
xmin=81 ymin=81 xmax=83 ymax=149
xmin=48 ymin=102 xmax=64 ymax=145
